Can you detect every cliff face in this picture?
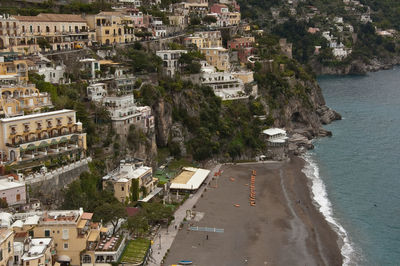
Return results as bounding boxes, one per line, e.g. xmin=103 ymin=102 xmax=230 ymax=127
xmin=148 ymin=74 xmax=340 ymax=161
xmin=311 ymin=56 xmax=400 ymax=75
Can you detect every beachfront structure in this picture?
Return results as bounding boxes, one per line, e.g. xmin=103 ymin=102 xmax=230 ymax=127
xmin=103 ymin=94 xmax=154 ymax=135
xmin=0 ymin=228 xmax=14 ymax=265
xmin=0 ymin=109 xmax=87 ymax=164
xmin=156 ymin=50 xmax=188 ymax=77
xmin=0 ymin=13 xmax=94 ymax=54
xmin=12 ymin=209 xmax=102 ymax=266
xmin=262 ymin=128 xmax=288 ymax=147
xmin=184 ymin=31 xmax=222 ymax=49
xmin=170 ymin=167 xmax=210 ymax=192
xmin=200 ymin=47 xmax=230 ymax=71
xmin=0 ymin=84 xmax=53 ymax=117
xmin=102 ymin=160 xmax=157 ymax=203
xmin=0 ymin=176 xmax=26 ymax=207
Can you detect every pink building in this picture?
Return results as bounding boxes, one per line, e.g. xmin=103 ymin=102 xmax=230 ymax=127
xmin=210 ymin=3 xmax=229 ymax=14
xmin=0 ymin=176 xmax=26 ymax=206
xmin=227 ymin=37 xmax=255 ymax=49
xmin=128 ymin=10 xmax=144 ymax=28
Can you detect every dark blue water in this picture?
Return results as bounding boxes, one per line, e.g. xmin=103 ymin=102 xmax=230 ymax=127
xmin=309 ymin=68 xmax=400 ymax=265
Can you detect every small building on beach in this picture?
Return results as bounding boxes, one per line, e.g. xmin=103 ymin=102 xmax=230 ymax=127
xmin=262 ymin=128 xmax=288 ymax=160
xmin=170 ymin=167 xmax=210 ymax=192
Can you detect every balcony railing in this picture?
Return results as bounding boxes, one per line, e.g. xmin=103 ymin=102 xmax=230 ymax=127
xmin=6 ymin=129 xmax=83 ymax=148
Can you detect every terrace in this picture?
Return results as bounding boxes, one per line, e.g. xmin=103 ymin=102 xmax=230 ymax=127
xmin=119 ymin=238 xmax=150 ymax=265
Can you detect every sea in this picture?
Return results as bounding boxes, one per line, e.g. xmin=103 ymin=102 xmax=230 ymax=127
xmin=302 ymin=67 xmax=400 ymax=266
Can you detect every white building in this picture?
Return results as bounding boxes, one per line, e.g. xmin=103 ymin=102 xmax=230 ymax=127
xmin=38 ymin=64 xmax=66 ymax=84
xmin=103 ymin=95 xmax=154 ymax=135
xmin=79 ymin=58 xmax=101 ymax=79
xmin=262 ymin=128 xmax=288 ymax=147
xmin=156 ymin=50 xmax=188 ymax=77
xmin=0 ymin=177 xmax=26 ymax=207
xmin=87 ymin=83 xmax=107 ymax=102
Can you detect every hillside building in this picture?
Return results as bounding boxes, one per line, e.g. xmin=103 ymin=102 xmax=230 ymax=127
xmin=0 ymin=109 xmax=87 ymax=164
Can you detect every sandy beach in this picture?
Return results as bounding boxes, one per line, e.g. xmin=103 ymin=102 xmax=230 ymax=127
xmin=164 ymin=156 xmax=342 ymax=266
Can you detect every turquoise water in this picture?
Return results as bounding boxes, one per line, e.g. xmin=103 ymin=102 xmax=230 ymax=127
xmin=308 ymin=68 xmax=400 ymax=265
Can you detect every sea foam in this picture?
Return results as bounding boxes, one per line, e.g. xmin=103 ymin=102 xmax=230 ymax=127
xmin=301 ymin=153 xmax=354 ymax=265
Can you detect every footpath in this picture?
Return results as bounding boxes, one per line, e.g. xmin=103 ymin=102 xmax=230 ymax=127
xmin=147 ymin=164 xmax=222 ymax=265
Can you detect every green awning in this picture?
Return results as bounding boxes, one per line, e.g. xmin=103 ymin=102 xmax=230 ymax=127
xmin=39 ymin=141 xmax=50 ymax=148
xmin=25 ymin=144 xmax=36 ymax=151
xmin=59 ymin=137 xmax=68 ymax=143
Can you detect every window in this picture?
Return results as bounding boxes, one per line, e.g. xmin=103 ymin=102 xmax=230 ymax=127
xmin=121 ymin=186 xmax=124 ymax=191
xmin=37 ymin=26 xmax=40 ymax=32
xmin=16 ymin=194 xmax=20 ymax=201
xmin=30 ymin=25 xmax=33 ymax=33
xmin=44 ymin=229 xmax=50 ymax=237
xmin=8 ymin=241 xmax=10 ymax=253
xmin=63 ymin=243 xmax=68 ymax=250
xmin=28 ymin=230 xmax=34 ymax=238
xmin=105 ymin=30 xmax=110 ymax=35
xmin=26 ymin=261 xmax=29 ymax=266
xmin=62 ymin=229 xmax=69 ymax=240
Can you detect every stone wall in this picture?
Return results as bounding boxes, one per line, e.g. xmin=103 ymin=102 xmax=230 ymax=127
xmin=26 ymin=158 xmax=92 ymax=207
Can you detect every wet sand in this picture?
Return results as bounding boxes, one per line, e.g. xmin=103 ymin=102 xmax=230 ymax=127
xmin=165 ymin=156 xmax=342 ymax=266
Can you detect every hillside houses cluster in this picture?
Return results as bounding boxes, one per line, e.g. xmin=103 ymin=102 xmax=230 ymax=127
xmin=0 ymin=0 xmax=276 ymax=264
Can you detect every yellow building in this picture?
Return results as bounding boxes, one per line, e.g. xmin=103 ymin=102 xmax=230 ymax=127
xmin=13 ymin=210 xmax=97 ymax=266
xmin=200 ymin=47 xmax=230 ymax=71
xmin=229 ymin=12 xmax=241 ymax=26
xmin=0 ymin=109 xmax=87 ymax=164
xmin=13 ymin=209 xmax=126 ymax=266
xmin=0 ymin=59 xmax=29 ymax=84
xmin=0 ymin=14 xmax=94 ymax=54
xmin=0 ymin=85 xmax=53 ymax=117
xmin=102 ymin=160 xmax=156 ymax=203
xmin=0 ymin=228 xmax=14 ymax=265
xmin=85 ymin=12 xmax=136 ymax=45
xmin=184 ymin=31 xmax=222 ymax=49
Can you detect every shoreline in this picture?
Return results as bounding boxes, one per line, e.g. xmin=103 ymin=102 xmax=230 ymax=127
xmin=165 ymin=155 xmax=342 ymax=265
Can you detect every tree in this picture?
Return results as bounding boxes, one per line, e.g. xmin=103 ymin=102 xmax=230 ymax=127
xmin=202 ymin=15 xmax=217 ymax=24
xmin=94 ymin=202 xmax=127 ymax=235
xmin=131 ymin=179 xmax=139 ymax=202
xmin=126 ymin=212 xmax=149 ymax=236
xmin=37 ymin=38 xmax=51 ymax=50
xmin=141 ymin=202 xmax=174 ymax=225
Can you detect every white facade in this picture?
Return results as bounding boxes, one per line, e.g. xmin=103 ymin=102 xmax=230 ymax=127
xmin=103 ymin=95 xmax=136 ymax=121
xmin=87 ymin=83 xmax=107 ymax=102
xmin=0 ymin=177 xmax=26 ymax=206
xmin=38 ymin=65 xmax=66 ymax=84
xmin=156 ymin=50 xmax=188 ymax=77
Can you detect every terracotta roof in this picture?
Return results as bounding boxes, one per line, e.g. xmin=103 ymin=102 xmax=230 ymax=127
xmin=14 ymin=13 xmax=86 ymax=23
xmin=81 ymin=212 xmax=93 ymax=220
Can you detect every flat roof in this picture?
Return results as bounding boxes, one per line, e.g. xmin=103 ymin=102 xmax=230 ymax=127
xmin=0 ymin=178 xmax=25 ymax=190
xmin=0 ymin=109 xmax=74 ymax=123
xmin=262 ymin=128 xmax=286 ymax=136
xmin=170 ymin=167 xmax=210 ymax=190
